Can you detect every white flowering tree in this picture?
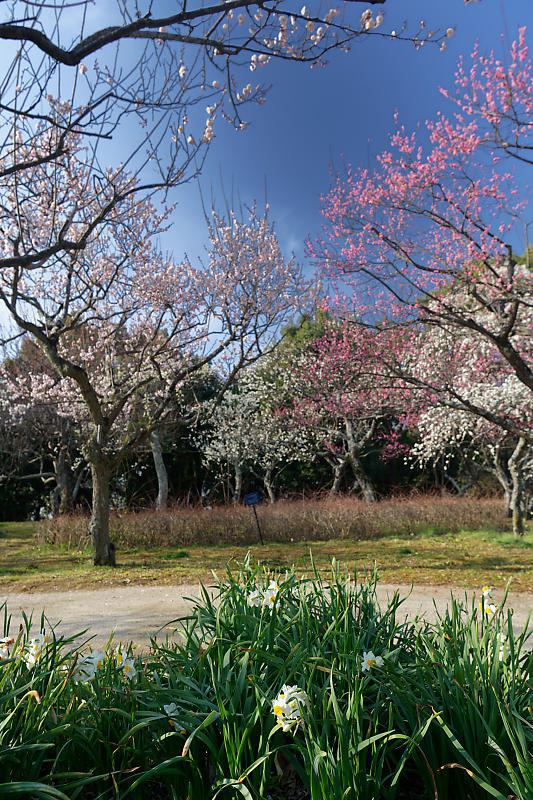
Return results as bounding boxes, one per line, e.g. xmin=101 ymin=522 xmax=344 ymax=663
xmin=0 ymin=338 xmax=87 ymax=515
xmin=410 ymin=304 xmax=533 ymax=535
xmin=196 ymin=360 xmax=318 ymax=503
xmin=0 ymin=137 xmax=315 ymax=563
xmin=0 ymin=1 xmax=450 ymax=348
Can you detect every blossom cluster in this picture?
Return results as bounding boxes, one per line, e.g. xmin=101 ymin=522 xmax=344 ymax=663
xmin=479 ymin=585 xmax=498 ymax=619
xmin=271 ymin=648 xmax=385 ymax=734
xmin=0 ymin=631 xmax=53 ymax=668
xmin=247 ymin=579 xmax=280 ymax=611
xmin=0 ymin=632 xmax=136 ymax=682
xmin=163 ymin=702 xmax=188 ymax=734
xmin=272 ymin=684 xmax=308 ymax=732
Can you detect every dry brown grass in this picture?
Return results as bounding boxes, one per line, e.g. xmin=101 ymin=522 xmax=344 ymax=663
xmin=37 ymin=493 xmax=509 ymax=550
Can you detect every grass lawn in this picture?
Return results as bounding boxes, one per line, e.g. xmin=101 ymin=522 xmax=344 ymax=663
xmin=1 ymin=518 xmax=533 ymax=592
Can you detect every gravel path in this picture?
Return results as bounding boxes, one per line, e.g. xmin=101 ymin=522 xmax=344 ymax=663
xmin=1 ymin=583 xmax=532 ymax=648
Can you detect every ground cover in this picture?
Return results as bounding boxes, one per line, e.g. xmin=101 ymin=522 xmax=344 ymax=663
xmin=1 ymin=562 xmax=532 ymax=799
xmin=1 ymin=497 xmax=533 ymax=592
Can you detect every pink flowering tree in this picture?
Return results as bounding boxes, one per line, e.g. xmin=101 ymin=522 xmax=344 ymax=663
xmin=312 ymin=29 xmax=533 ymax=488
xmin=0 ymin=134 xmax=315 ymax=563
xmin=287 ymin=320 xmax=397 ymax=500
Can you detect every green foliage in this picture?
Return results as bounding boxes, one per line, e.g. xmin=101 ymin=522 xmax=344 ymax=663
xmin=0 ymin=564 xmax=532 ymax=798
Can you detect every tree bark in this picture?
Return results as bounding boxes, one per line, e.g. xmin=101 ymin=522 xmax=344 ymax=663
xmin=489 ymin=446 xmax=513 ymax=517
xmin=234 ymin=463 xmax=243 ymax=505
xmin=345 ymin=418 xmax=376 ymax=503
xmin=54 ymin=446 xmax=75 ymax=514
xmin=508 ymin=437 xmax=526 ymax=537
xmin=263 ymin=468 xmax=276 ymax=503
xmin=150 ymin=431 xmax=168 ymax=511
xmin=350 ymin=454 xmax=376 ymax=503
xmin=88 ymin=460 xmax=116 ymax=566
xmin=328 ymin=458 xmax=345 ymax=497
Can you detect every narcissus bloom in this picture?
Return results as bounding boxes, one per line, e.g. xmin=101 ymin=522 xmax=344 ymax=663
xmin=72 ymin=651 xmax=105 ymax=683
xmin=115 ymin=648 xmax=136 ymax=679
xmin=247 ymin=579 xmax=281 ymax=611
xmin=23 ymin=632 xmax=51 ymax=667
xmin=272 ymin=684 xmax=308 ymax=732
xmin=247 ymin=588 xmax=262 ymax=607
xmin=0 ymin=636 xmax=14 ymax=660
xmin=263 ymin=580 xmax=280 ymax=610
xmin=163 ymin=702 xmax=187 ymax=733
xmin=361 ymin=650 xmax=384 ymax=671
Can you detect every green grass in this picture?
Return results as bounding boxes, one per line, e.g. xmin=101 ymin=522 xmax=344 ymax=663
xmin=2 ymin=518 xmax=533 ymax=592
xmin=1 ymin=562 xmax=532 ymax=799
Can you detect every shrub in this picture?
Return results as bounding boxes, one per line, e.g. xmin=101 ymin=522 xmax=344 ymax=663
xmin=37 ymin=494 xmax=508 ymax=550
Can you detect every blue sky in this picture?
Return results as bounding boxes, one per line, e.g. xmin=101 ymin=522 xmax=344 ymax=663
xmin=169 ymin=0 xmax=531 ymax=266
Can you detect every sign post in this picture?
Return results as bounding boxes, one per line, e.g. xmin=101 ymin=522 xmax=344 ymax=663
xmin=244 ymin=491 xmax=264 ymax=546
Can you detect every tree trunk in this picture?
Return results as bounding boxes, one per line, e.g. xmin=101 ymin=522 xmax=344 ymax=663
xmin=489 ymin=447 xmax=513 ymax=517
xmin=234 ymin=463 xmax=243 ymax=505
xmin=508 ymin=438 xmax=526 ymax=538
xmin=150 ymin=431 xmax=168 ymax=511
xmin=350 ymin=454 xmax=376 ymax=503
xmin=54 ymin=447 xmax=74 ymax=514
xmin=88 ymin=460 xmax=116 ymax=566
xmin=345 ymin=418 xmax=376 ymax=503
xmin=263 ymin=468 xmax=276 ymax=503
xmin=328 ymin=458 xmax=345 ymax=497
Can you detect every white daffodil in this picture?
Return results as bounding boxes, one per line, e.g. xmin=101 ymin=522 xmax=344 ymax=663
xmin=272 ymin=684 xmax=308 ymax=732
xmin=361 ymin=650 xmax=384 ymax=672
xmin=0 ymin=636 xmax=14 ymax=660
xmin=163 ymin=702 xmax=187 ymax=734
xmin=247 ymin=588 xmax=262 ymax=607
xmin=482 ymin=585 xmax=493 ymax=598
xmin=23 ymin=632 xmax=51 ymax=667
xmin=493 ymin=632 xmax=507 ymax=662
xmin=479 ymin=600 xmax=498 ymax=619
xmin=115 ymin=648 xmax=136 ymax=680
xmin=72 ymin=651 xmax=105 ymax=683
xmin=263 ymin=580 xmax=280 ymax=611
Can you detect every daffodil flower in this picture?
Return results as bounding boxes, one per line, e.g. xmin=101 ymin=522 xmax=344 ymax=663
xmin=163 ymin=702 xmax=187 ymax=734
xmin=262 ymin=580 xmax=280 ymax=611
xmin=0 ymin=636 xmax=14 ymax=661
xmin=361 ymin=650 xmax=384 ymax=672
xmin=482 ymin=585 xmax=493 ymax=598
xmin=247 ymin=589 xmax=262 ymax=607
xmin=115 ymin=648 xmax=136 ymax=680
xmin=23 ymin=632 xmax=51 ymax=668
xmin=72 ymin=651 xmax=105 ymax=683
xmin=247 ymin=580 xmax=281 ymax=612
xmin=272 ymin=684 xmax=308 ymax=732
xmin=479 ymin=599 xmax=498 ymax=618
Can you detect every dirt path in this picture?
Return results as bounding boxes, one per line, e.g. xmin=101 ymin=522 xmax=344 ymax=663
xmin=2 ymin=583 xmax=532 ymax=648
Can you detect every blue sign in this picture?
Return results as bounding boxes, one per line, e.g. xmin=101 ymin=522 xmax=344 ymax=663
xmin=244 ymin=491 xmax=260 ymax=506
